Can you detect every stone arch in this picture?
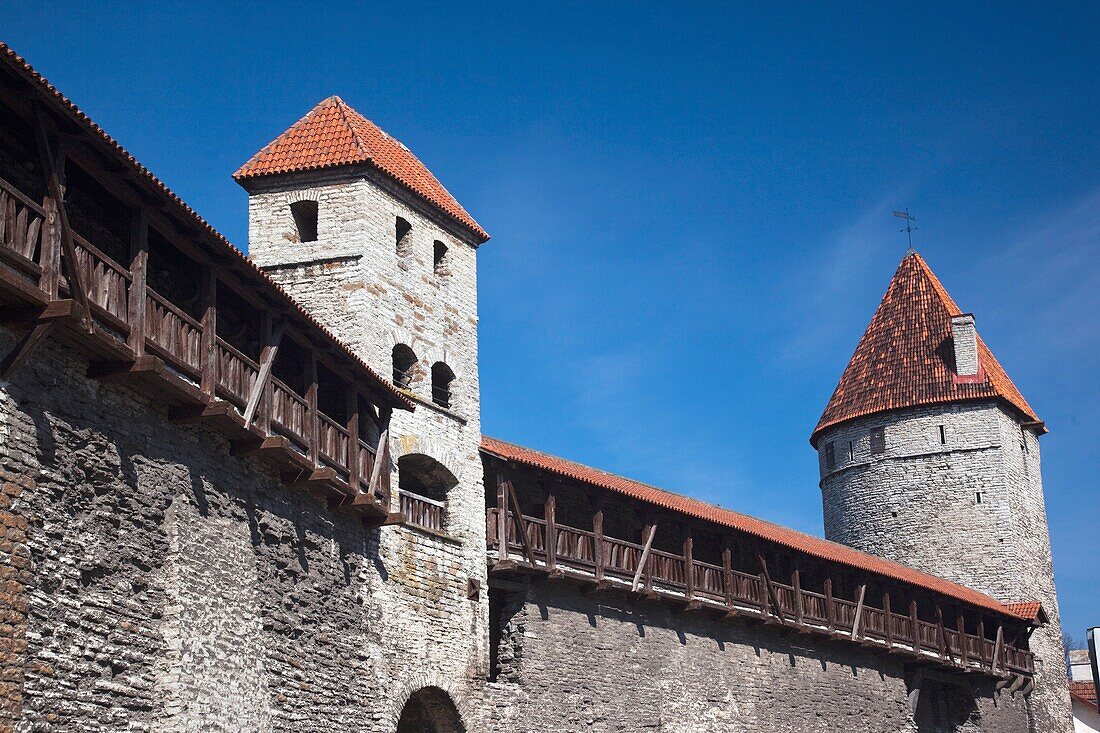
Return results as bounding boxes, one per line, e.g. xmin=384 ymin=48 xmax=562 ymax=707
xmin=282 ymin=188 xmax=320 ymax=205
xmin=420 ymin=345 xmax=463 ymax=379
xmin=392 ymin=435 xmax=462 ymax=482
xmin=383 ymin=673 xmax=472 ymax=732
xmin=395 ymin=685 xmax=465 ymax=733
xmin=397 ymin=452 xmax=459 ymax=504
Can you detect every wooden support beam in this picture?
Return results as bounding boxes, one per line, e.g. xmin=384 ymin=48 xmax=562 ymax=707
xmin=632 ymin=524 xmax=657 ymax=592
xmin=242 ymin=321 xmax=283 ymax=425
xmin=791 ymin=566 xmax=804 ymax=626
xmin=993 ymin=624 xmax=1004 ymax=674
xmin=305 ymin=348 xmax=319 ymax=467
xmin=883 ymin=591 xmax=894 ymax=648
xmin=39 ymin=196 xmax=60 ymax=299
xmin=683 ymin=531 xmax=695 ymax=602
xmin=957 ymin=612 xmax=969 ymax=668
xmin=230 ymin=435 xmax=290 ymax=458
xmin=936 ymin=603 xmax=954 ymax=665
xmin=850 ymin=582 xmax=867 ymax=641
xmin=87 ymin=354 xmax=164 ymax=381
xmin=977 ymin=618 xmax=988 ymax=669
xmin=199 ymin=268 xmax=217 ymax=397
xmin=495 ymin=469 xmax=510 ymax=563
xmin=127 ymin=208 xmax=148 ymax=355
xmin=505 ymin=470 xmax=537 ymax=566
xmin=756 ymin=552 xmax=787 ymax=625
xmin=0 ymin=321 xmax=55 ymax=379
xmin=282 ymin=467 xmax=338 ymax=490
xmin=33 ymin=108 xmax=91 ymax=332
xmin=721 ymin=541 xmax=734 ymax=610
xmin=544 ymin=494 xmax=557 ymax=573
xmin=593 ymin=506 xmax=605 ymax=585
xmin=368 ymin=425 xmax=390 ymax=501
xmin=824 ymin=576 xmax=836 ymax=632
xmin=910 ymin=599 xmax=921 ymax=655
xmin=346 ymin=381 xmax=359 ymax=493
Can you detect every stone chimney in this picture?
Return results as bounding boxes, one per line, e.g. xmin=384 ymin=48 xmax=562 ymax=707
xmin=951 ymin=313 xmax=979 ymax=376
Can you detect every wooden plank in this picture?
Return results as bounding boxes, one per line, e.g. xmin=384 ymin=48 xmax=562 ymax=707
xmin=199 ymin=268 xmax=217 ymax=397
xmin=631 ymin=524 xmax=657 ymax=592
xmin=756 ymin=552 xmax=786 ymax=625
xmin=495 ymin=469 xmax=509 ymax=563
xmin=346 ymin=381 xmax=359 ymax=492
xmin=39 ymin=196 xmax=60 ymax=298
xmin=993 ymin=625 xmax=1004 ymax=674
xmin=721 ymin=541 xmax=734 ymax=610
xmin=824 ymin=576 xmax=836 ymax=632
xmin=593 ymin=507 xmax=605 ymax=584
xmin=850 ymin=583 xmax=867 ymax=641
xmin=683 ymin=532 xmax=695 ymax=602
xmin=977 ymin=618 xmax=987 ymax=668
xmin=791 ymin=567 xmax=803 ymax=626
xmin=0 ymin=320 xmax=55 ymax=379
xmin=910 ymin=599 xmax=920 ymax=655
xmin=544 ymin=494 xmax=557 ymax=573
xmin=883 ymin=591 xmax=894 ymax=648
xmin=505 ymin=471 xmax=537 ymax=566
xmin=87 ymin=354 xmax=163 ymax=380
xmin=242 ymin=321 xmax=283 ymax=425
xmin=127 ymin=208 xmax=148 ymax=355
xmin=368 ymin=427 xmax=390 ymax=499
xmin=957 ymin=612 xmax=969 ymax=667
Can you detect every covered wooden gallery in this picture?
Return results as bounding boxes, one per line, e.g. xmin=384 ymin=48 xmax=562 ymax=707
xmin=482 ymin=436 xmax=1042 ymax=685
xmin=0 ymin=43 xmax=412 ymax=523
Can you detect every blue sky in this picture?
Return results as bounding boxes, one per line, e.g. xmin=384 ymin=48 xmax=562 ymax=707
xmin=4 ymin=2 xmax=1096 ymax=639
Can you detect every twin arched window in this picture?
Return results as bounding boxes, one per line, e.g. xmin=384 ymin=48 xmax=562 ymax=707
xmin=392 ymin=344 xmax=455 ymax=409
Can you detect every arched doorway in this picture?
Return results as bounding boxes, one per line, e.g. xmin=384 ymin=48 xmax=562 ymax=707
xmin=395 ymin=686 xmax=465 ymax=733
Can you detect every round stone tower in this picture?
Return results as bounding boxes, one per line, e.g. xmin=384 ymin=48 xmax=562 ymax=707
xmin=812 ymin=251 xmax=1070 ymax=731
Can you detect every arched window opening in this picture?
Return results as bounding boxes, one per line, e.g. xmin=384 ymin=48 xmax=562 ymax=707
xmin=433 ymin=240 xmax=449 ymax=274
xmin=392 ymin=344 xmax=417 ymax=389
xmin=396 ymin=686 xmax=465 ymax=733
xmin=431 ymin=362 xmax=455 ymax=409
xmin=398 ymin=454 xmax=458 ymax=534
xmin=395 ymin=216 xmax=412 ymax=256
xmin=290 ymin=200 xmax=318 ymax=242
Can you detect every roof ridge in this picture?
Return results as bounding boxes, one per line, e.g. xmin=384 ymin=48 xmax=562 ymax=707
xmin=330 ymin=96 xmax=373 ymax=163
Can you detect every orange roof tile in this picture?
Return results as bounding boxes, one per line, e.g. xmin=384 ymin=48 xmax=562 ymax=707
xmin=812 ymin=251 xmax=1041 ymax=445
xmin=1003 ymin=601 xmax=1047 ymax=624
xmin=1071 ymin=681 xmax=1097 ymax=707
xmin=234 ymin=96 xmax=488 ymax=242
xmin=0 ymin=43 xmax=413 ymax=412
xmin=481 ymin=435 xmax=1034 ymax=621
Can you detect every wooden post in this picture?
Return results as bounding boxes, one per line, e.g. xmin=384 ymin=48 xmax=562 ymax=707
xmin=883 ymin=591 xmax=893 ymax=648
xmin=346 ymin=385 xmax=359 ymax=492
xmin=257 ymin=311 xmax=273 ymax=436
xmin=593 ymin=506 xmax=605 ymax=584
xmin=305 ymin=348 xmax=319 ymax=467
xmin=199 ymin=268 xmax=217 ymax=398
xmin=993 ymin=624 xmax=1004 ymax=674
xmin=544 ymin=494 xmax=557 ymax=572
xmin=850 ymin=582 xmax=867 ymax=641
xmin=377 ymin=406 xmax=392 ymax=504
xmin=910 ymin=599 xmax=921 ymax=655
xmin=683 ymin=530 xmax=695 ymax=602
xmin=244 ymin=319 xmax=283 ymax=426
xmin=39 ymin=195 xmax=61 ymax=298
xmin=935 ymin=603 xmax=950 ymax=664
xmin=722 ymin=540 xmax=734 ymax=610
xmin=824 ymin=576 xmax=835 ymax=632
xmin=495 ymin=469 xmax=509 ymax=562
xmin=791 ymin=566 xmax=803 ymax=626
xmin=957 ymin=612 xmax=969 ymax=668
xmin=632 ymin=524 xmax=657 ymax=592
xmin=127 ymin=208 xmax=148 ymax=355
xmin=978 ymin=618 xmax=988 ymax=668
xmin=505 ymin=471 xmax=536 ymax=565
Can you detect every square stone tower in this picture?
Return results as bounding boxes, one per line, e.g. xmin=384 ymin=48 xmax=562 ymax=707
xmin=812 ymin=251 xmax=1070 ymax=732
xmin=235 ymin=96 xmax=492 ymax=702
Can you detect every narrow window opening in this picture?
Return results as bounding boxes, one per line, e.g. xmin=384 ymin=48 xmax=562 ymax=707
xmin=824 ymin=442 xmax=835 ymax=470
xmin=433 ymin=240 xmax=449 ymax=274
xmin=847 ymin=441 xmax=854 ymax=461
xmin=975 ymin=492 xmax=983 ymax=505
xmin=290 ymin=200 xmax=318 ymax=242
xmin=939 ymin=425 xmax=947 ymax=444
xmin=431 ymin=362 xmax=455 ymax=409
xmin=392 ymin=344 xmax=417 ymax=389
xmin=395 ymin=216 xmax=412 ymax=256
xmin=891 ymin=510 xmax=898 ymax=518
xmin=870 ymin=427 xmax=886 ymax=454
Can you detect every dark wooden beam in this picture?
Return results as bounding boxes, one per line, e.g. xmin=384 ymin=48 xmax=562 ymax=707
xmin=504 ymin=470 xmax=537 ymax=566
xmin=242 ymin=320 xmax=283 ymax=425
xmin=0 ymin=320 xmax=54 ymax=379
xmin=721 ymin=540 xmax=734 ymax=610
xmin=883 ymin=591 xmax=894 ymax=648
xmin=850 ymin=582 xmax=867 ymax=641
xmin=910 ymin=599 xmax=921 ymax=655
xmin=632 ymin=524 xmax=657 ymax=592
xmin=756 ymin=552 xmax=787 ymax=625
xmin=199 ymin=268 xmax=217 ymax=397
xmin=545 ymin=494 xmax=558 ymax=574
xmin=993 ymin=624 xmax=1004 ymax=674
xmin=87 ymin=354 xmax=163 ymax=381
xmin=683 ymin=530 xmax=695 ymax=602
xmin=345 ymin=380 xmax=359 ymax=493
xmin=305 ymin=348 xmax=318 ymax=467
xmin=495 ymin=468 xmax=510 ymax=563
xmin=791 ymin=566 xmax=804 ymax=626
xmin=593 ymin=505 xmax=605 ymax=585
xmin=127 ymin=208 xmax=148 ymax=355
xmin=957 ymin=612 xmax=969 ymax=668
xmin=824 ymin=576 xmax=836 ymax=633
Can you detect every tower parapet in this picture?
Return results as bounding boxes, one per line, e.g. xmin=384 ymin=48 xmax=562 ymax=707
xmin=814 ymin=251 xmax=1069 ymax=731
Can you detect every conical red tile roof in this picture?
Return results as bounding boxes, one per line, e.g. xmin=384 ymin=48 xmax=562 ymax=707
xmin=234 ymin=96 xmax=488 ymax=242
xmin=811 ymin=251 xmax=1041 ymax=445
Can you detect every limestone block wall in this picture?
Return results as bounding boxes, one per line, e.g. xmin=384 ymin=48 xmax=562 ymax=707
xmin=244 ymin=168 xmax=488 ymax=681
xmin=817 ymin=401 xmax=1070 ymax=731
xmin=0 ymin=328 xmax=485 ymax=732
xmin=478 ymin=581 xmax=1032 ymax=733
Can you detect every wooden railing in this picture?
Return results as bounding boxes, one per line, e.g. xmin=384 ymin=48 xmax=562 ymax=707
xmin=317 ymin=412 xmax=350 ymax=476
xmin=487 ymin=507 xmax=1035 ymax=676
xmin=70 ymin=232 xmax=129 ymax=325
xmin=0 ymin=179 xmax=46 ymax=278
xmin=215 ymin=338 xmax=259 ymax=409
xmin=400 ymin=490 xmax=445 ymax=533
xmin=146 ymin=289 xmax=202 ymax=378
xmin=270 ymin=377 xmax=309 ymax=449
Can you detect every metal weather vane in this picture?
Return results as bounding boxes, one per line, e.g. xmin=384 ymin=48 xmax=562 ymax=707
xmin=892 ymin=209 xmax=917 ymax=251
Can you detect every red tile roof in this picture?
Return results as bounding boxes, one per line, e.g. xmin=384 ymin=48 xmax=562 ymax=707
xmin=481 ymin=435 xmax=1035 ymax=621
xmin=0 ymin=42 xmax=413 ymax=412
xmin=1071 ymin=681 xmax=1097 ymax=707
xmin=1003 ymin=601 xmax=1047 ymax=624
xmin=234 ymin=96 xmax=488 ymax=242
xmin=812 ymin=251 xmax=1042 ymax=446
